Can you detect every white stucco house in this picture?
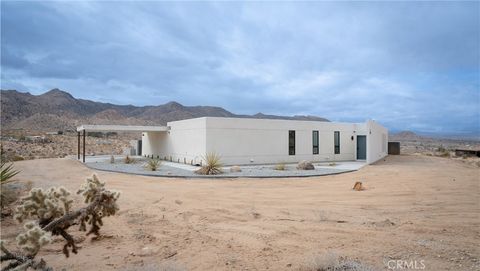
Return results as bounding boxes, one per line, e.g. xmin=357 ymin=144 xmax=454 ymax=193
xmin=140 ymin=117 xmax=388 ymax=166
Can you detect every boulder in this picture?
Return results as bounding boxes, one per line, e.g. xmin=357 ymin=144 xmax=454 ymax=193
xmin=296 ymin=160 xmax=315 ymax=170
xmin=230 ymin=166 xmax=242 ymax=173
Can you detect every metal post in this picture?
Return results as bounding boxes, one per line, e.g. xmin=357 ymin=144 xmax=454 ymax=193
xmin=77 ymin=132 xmax=80 ymax=160
xmin=82 ymin=130 xmax=86 ymax=163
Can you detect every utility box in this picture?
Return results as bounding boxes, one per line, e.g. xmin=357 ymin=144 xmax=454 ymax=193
xmin=388 ymin=142 xmax=400 ymax=155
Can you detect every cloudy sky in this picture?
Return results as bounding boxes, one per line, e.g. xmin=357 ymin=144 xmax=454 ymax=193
xmin=1 ymin=1 xmax=479 ymax=136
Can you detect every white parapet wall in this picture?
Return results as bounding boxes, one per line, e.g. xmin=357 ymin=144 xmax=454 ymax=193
xmin=141 ymin=117 xmax=388 ymax=166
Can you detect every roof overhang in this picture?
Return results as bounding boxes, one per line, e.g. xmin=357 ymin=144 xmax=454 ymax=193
xmin=76 ymin=125 xmax=170 ymax=132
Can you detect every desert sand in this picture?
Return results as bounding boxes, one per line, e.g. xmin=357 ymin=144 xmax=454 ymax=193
xmin=1 ymin=155 xmax=479 ymax=270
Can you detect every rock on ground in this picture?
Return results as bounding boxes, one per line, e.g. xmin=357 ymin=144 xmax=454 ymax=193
xmin=297 ymin=160 xmax=315 ymax=170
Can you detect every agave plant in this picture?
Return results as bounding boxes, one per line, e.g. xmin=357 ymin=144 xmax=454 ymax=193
xmin=1 ymin=161 xmax=19 ymax=184
xmin=195 ymin=152 xmax=223 ymax=175
xmin=145 ymin=159 xmax=161 ymax=171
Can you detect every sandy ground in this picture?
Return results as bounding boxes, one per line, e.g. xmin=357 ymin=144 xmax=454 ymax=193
xmin=1 ymin=155 xmax=479 ymax=270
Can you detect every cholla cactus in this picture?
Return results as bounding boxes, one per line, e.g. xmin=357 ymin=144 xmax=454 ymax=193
xmin=15 ymin=187 xmax=73 ymax=224
xmin=77 ymin=174 xmax=120 ymax=205
xmin=2 ymin=174 xmax=121 ymax=270
xmin=77 ymin=174 xmax=120 ymax=235
xmin=16 ymin=222 xmax=52 ymax=255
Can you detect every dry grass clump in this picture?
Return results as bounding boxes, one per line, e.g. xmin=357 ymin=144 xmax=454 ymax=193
xmin=122 ymin=262 xmax=186 ymax=271
xmin=274 ymin=162 xmax=286 ymax=171
xmin=300 ymin=252 xmax=375 ymax=271
xmin=12 ymin=155 xmax=25 ymax=161
xmin=436 ymin=151 xmax=451 ymax=158
xmin=145 ymin=159 xmax=161 ymax=171
xmin=124 ymin=155 xmax=135 ymax=164
xmin=195 ymin=152 xmax=222 ymax=175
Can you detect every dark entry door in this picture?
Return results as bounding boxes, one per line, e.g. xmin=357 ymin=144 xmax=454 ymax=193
xmin=357 ymin=136 xmax=366 ymax=160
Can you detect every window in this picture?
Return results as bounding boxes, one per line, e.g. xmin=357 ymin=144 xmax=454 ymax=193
xmin=289 ymin=130 xmax=295 ymax=155
xmin=312 ymin=130 xmax=319 ymax=154
xmin=334 ymin=131 xmax=340 ymax=154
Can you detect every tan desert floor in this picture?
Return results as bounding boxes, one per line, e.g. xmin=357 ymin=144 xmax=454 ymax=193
xmin=1 ymin=155 xmax=479 ymax=270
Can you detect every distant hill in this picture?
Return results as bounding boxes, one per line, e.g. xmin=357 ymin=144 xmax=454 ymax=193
xmin=389 ymin=131 xmax=428 ymax=141
xmin=1 ymin=88 xmax=329 ymax=131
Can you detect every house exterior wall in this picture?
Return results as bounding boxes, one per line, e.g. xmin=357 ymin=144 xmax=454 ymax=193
xmin=204 ymin=117 xmax=367 ymax=165
xmin=141 ymin=117 xmax=388 ymax=166
xmin=366 ymin=120 xmax=389 ymax=164
xmin=141 ymin=118 xmax=207 ymax=165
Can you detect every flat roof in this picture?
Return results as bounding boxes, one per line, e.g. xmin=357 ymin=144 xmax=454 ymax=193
xmin=76 ymin=125 xmax=169 ymax=132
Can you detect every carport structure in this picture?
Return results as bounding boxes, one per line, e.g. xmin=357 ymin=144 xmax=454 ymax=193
xmin=76 ymin=125 xmax=169 ymax=163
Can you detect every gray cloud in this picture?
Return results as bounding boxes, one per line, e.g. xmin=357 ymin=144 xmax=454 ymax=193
xmin=1 ymin=1 xmax=478 ymax=135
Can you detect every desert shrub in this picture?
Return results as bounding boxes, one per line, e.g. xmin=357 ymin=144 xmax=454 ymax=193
xmin=437 ymin=151 xmax=450 ymax=158
xmin=437 ymin=145 xmax=446 ymax=152
xmin=110 ymin=155 xmax=115 ymax=164
xmin=145 ymin=159 xmax=161 ymax=171
xmin=12 ymin=155 xmax=25 ymax=161
xmin=1 ymin=186 xmax=18 ymax=210
xmin=300 ymin=252 xmax=375 ymax=271
xmin=195 ymin=152 xmax=222 ymax=175
xmin=87 ymin=132 xmax=104 ymax=138
xmin=124 ymin=155 xmax=135 ymax=164
xmin=274 ymin=163 xmax=286 ymax=170
xmin=328 ymin=162 xmax=337 ymax=166
xmin=1 ymin=174 xmax=120 ymax=269
xmin=122 ymin=262 xmax=186 ymax=271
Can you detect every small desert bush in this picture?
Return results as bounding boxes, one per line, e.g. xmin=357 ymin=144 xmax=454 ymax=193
xmin=1 ymin=186 xmax=18 ymax=209
xmin=124 ymin=155 xmax=135 ymax=164
xmin=300 ymin=252 xmax=375 ymax=271
xmin=328 ymin=162 xmax=337 ymax=166
xmin=12 ymin=155 xmax=25 ymax=161
xmin=145 ymin=159 xmax=161 ymax=171
xmin=195 ymin=152 xmax=222 ymax=175
xmin=437 ymin=151 xmax=450 ymax=158
xmin=110 ymin=155 xmax=115 ymax=164
xmin=274 ymin=162 xmax=286 ymax=170
xmin=437 ymin=145 xmax=446 ymax=152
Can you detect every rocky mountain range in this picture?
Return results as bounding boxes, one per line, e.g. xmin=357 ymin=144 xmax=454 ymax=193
xmin=1 ymin=88 xmax=329 ymax=131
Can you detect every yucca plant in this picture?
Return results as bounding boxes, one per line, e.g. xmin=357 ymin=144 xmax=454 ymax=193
xmin=195 ymin=152 xmax=223 ymax=175
xmin=1 ymin=161 xmax=19 ymax=184
xmin=145 ymin=159 xmax=161 ymax=171
xmin=1 ymin=161 xmax=20 ymax=208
